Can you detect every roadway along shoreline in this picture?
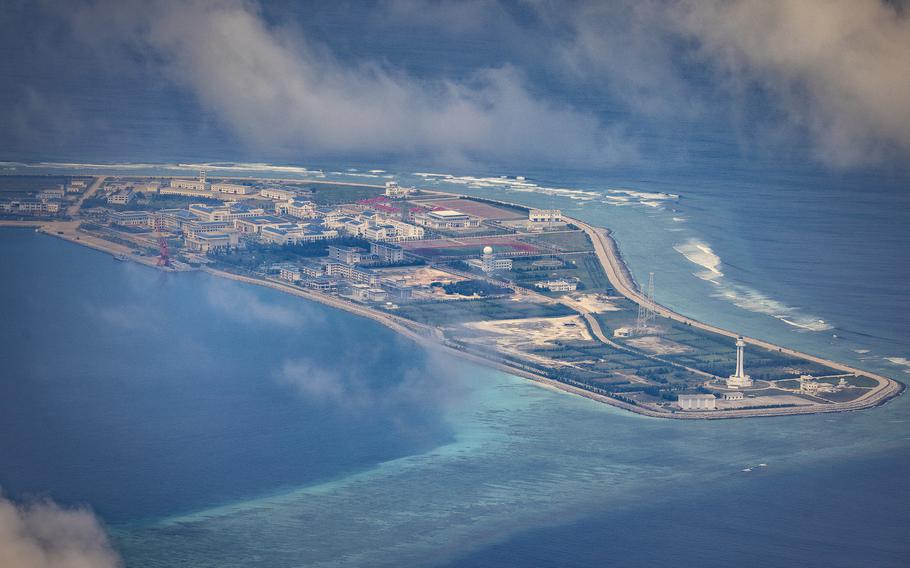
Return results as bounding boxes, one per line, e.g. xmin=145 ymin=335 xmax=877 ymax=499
xmin=568 ymin=215 xmax=905 ymax=417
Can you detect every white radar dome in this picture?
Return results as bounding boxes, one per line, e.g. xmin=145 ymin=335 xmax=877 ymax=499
xmin=483 ymin=246 xmax=493 ymax=255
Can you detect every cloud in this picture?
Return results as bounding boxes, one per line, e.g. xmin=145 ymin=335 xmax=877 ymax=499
xmin=274 ymin=342 xmax=468 ymax=412
xmin=61 ymin=0 xmax=634 ymax=167
xmin=0 ymin=493 xmax=120 ymax=568
xmin=672 ymin=0 xmax=910 ymax=167
xmin=543 ymin=0 xmax=910 ymax=168
xmin=204 ymin=279 xmax=319 ymax=328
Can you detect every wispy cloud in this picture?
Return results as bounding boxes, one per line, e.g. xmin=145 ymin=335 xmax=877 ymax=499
xmin=274 ymin=342 xmax=468 ymax=412
xmin=63 ymin=0 xmax=635 ymax=167
xmin=204 ymin=279 xmax=320 ymax=328
xmin=0 ymin=493 xmax=120 ymax=568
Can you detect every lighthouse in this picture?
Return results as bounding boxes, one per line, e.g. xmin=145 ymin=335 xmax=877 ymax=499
xmin=726 ymin=336 xmax=754 ymax=388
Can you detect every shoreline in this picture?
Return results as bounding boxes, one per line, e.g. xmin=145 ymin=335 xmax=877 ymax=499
xmin=3 ymin=184 xmax=903 ymax=420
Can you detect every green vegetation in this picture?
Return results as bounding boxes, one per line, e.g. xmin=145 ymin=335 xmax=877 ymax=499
xmin=395 ymin=298 xmax=573 ymax=325
xmin=211 ymin=237 xmax=371 ymax=269
xmin=440 ymin=279 xmax=513 ymax=297
xmin=523 ymin=230 xmax=593 ymax=252
xmin=504 ymin=252 xmax=609 ymax=292
xmin=309 ymin=184 xmax=383 ymax=205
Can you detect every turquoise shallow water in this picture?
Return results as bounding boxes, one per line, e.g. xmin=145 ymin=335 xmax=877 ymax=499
xmin=2 ymin=223 xmax=908 ymax=567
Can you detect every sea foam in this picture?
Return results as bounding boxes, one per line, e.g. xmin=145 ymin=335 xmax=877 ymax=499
xmin=674 ymin=239 xmax=834 ymax=332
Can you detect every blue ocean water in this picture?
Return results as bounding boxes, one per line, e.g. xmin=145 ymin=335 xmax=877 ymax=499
xmin=2 ymin=194 xmax=909 ymax=567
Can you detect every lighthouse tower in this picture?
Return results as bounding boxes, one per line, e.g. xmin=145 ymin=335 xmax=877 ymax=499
xmin=726 ymin=336 xmax=754 ymax=388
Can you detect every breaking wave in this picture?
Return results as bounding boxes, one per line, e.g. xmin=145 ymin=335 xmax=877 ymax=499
xmin=674 ymin=239 xmax=834 ymax=332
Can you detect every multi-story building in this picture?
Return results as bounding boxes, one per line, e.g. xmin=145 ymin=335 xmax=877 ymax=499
xmin=110 ymin=211 xmax=151 ymax=227
xmin=211 ymin=182 xmax=253 ymax=195
xmin=328 ymin=245 xmax=365 ymax=265
xmin=107 ymin=190 xmax=135 ymax=205
xmin=184 ymin=230 xmax=239 ymax=253
xmin=38 ymin=187 xmax=65 ymax=200
xmin=370 ymin=242 xmax=405 ymax=263
xmin=169 ymin=178 xmax=210 ymax=192
xmin=412 ymin=209 xmax=482 ymax=231
xmin=278 ymin=198 xmax=317 ymax=218
xmin=0 ymin=199 xmax=59 ymax=215
xmin=234 ymin=215 xmax=288 ymax=235
xmin=260 ymin=187 xmax=297 ymax=201
xmin=528 ymin=209 xmax=562 ymax=223
xmin=183 ymin=220 xmax=232 ymax=239
xmin=534 ymin=279 xmax=578 ymax=292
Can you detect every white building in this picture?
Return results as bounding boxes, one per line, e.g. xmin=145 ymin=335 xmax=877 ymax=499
xmin=38 ymin=187 xmax=65 ymax=200
xmin=211 ymin=182 xmax=253 ymax=195
xmin=328 ymin=245 xmax=365 ymax=265
xmin=107 ymin=190 xmax=135 ymax=205
xmin=413 ymin=209 xmax=482 ymax=231
xmin=169 ymin=175 xmax=209 ymax=192
xmin=280 ymin=198 xmax=317 ymax=219
xmin=722 ymin=391 xmax=745 ymax=401
xmin=726 ymin=336 xmax=754 ymax=388
xmin=279 ymin=267 xmax=302 ymax=282
xmin=260 ymin=187 xmax=297 ymax=201
xmin=110 ymin=211 xmax=150 ymax=227
xmin=535 ymin=279 xmax=578 ymax=292
xmin=384 ymin=181 xmax=411 ymax=198
xmin=480 ymin=246 xmax=512 ymax=274
xmin=678 ymin=394 xmax=716 ymax=410
xmin=370 ymin=242 xmax=404 ymax=263
xmin=529 ymin=209 xmax=562 ymax=223
xmin=184 ymin=230 xmax=239 ymax=253
xmin=613 ymin=327 xmax=633 ymax=338
xmin=66 ymin=180 xmax=88 ymax=193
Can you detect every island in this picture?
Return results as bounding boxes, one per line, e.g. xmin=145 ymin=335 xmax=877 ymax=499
xmin=1 ymin=170 xmax=903 ymax=419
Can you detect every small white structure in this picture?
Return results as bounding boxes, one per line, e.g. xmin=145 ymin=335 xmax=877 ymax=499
xmin=799 ymin=374 xmax=837 ymax=395
xmin=535 ymin=279 xmax=578 ymax=292
xmin=613 ymin=327 xmax=633 ymax=338
xmin=384 ymin=181 xmax=411 ymax=198
xmin=722 ymin=391 xmax=745 ymax=401
xmin=678 ymin=393 xmax=716 ymax=410
xmin=726 ymin=336 xmax=754 ymax=388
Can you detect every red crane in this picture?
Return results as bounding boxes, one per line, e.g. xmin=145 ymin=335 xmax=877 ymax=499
xmin=157 ymin=236 xmax=171 ymax=267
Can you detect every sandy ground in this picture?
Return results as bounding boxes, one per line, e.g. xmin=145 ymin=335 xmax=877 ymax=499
xmin=625 ymin=335 xmax=692 ymax=355
xmin=714 ymin=395 xmax=815 ymax=409
xmin=562 ymin=293 xmax=622 ymax=313
xmin=460 ymin=315 xmax=592 ymax=368
xmin=374 ymin=266 xmax=465 ymax=287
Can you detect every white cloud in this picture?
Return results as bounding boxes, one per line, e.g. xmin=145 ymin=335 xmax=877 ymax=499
xmin=0 ymin=494 xmax=120 ymax=568
xmin=673 ymin=0 xmax=910 ymax=167
xmin=274 ymin=344 xmax=468 ymax=411
xmin=204 ymin=279 xmax=318 ymax=328
xmin=65 ymin=0 xmax=634 ymax=167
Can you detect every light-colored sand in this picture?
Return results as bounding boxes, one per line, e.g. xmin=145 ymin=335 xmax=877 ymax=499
xmin=561 ymin=293 xmax=622 ymax=313
xmin=625 ymin=335 xmax=692 ymax=355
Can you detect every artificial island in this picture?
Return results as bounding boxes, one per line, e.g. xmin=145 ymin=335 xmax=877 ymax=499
xmin=0 ymin=170 xmax=903 ymax=419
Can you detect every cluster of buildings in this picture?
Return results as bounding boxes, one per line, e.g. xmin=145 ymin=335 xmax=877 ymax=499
xmin=277 ymin=241 xmax=413 ymax=303
xmin=0 ymin=182 xmax=83 ymax=216
xmin=798 ymin=374 xmax=849 ymax=396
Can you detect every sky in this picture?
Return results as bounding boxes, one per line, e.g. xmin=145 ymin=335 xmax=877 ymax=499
xmin=1 ymin=0 xmax=909 ymax=172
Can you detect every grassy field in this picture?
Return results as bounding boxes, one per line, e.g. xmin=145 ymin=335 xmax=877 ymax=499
xmin=396 ymin=298 xmax=574 ymax=325
xmin=0 ymin=175 xmax=69 ymax=193
xmin=523 ymin=230 xmax=593 ymax=252
xmin=310 ymin=184 xmax=383 ymax=205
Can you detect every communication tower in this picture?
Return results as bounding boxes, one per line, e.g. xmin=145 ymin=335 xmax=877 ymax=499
xmin=636 ymin=272 xmax=656 ymax=332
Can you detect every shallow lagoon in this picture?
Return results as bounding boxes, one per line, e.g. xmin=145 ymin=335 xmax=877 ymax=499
xmin=1 ymin=228 xmax=908 ymax=566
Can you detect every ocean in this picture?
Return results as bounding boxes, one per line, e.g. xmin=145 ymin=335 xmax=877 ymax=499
xmin=1 ymin=155 xmax=909 ymax=566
